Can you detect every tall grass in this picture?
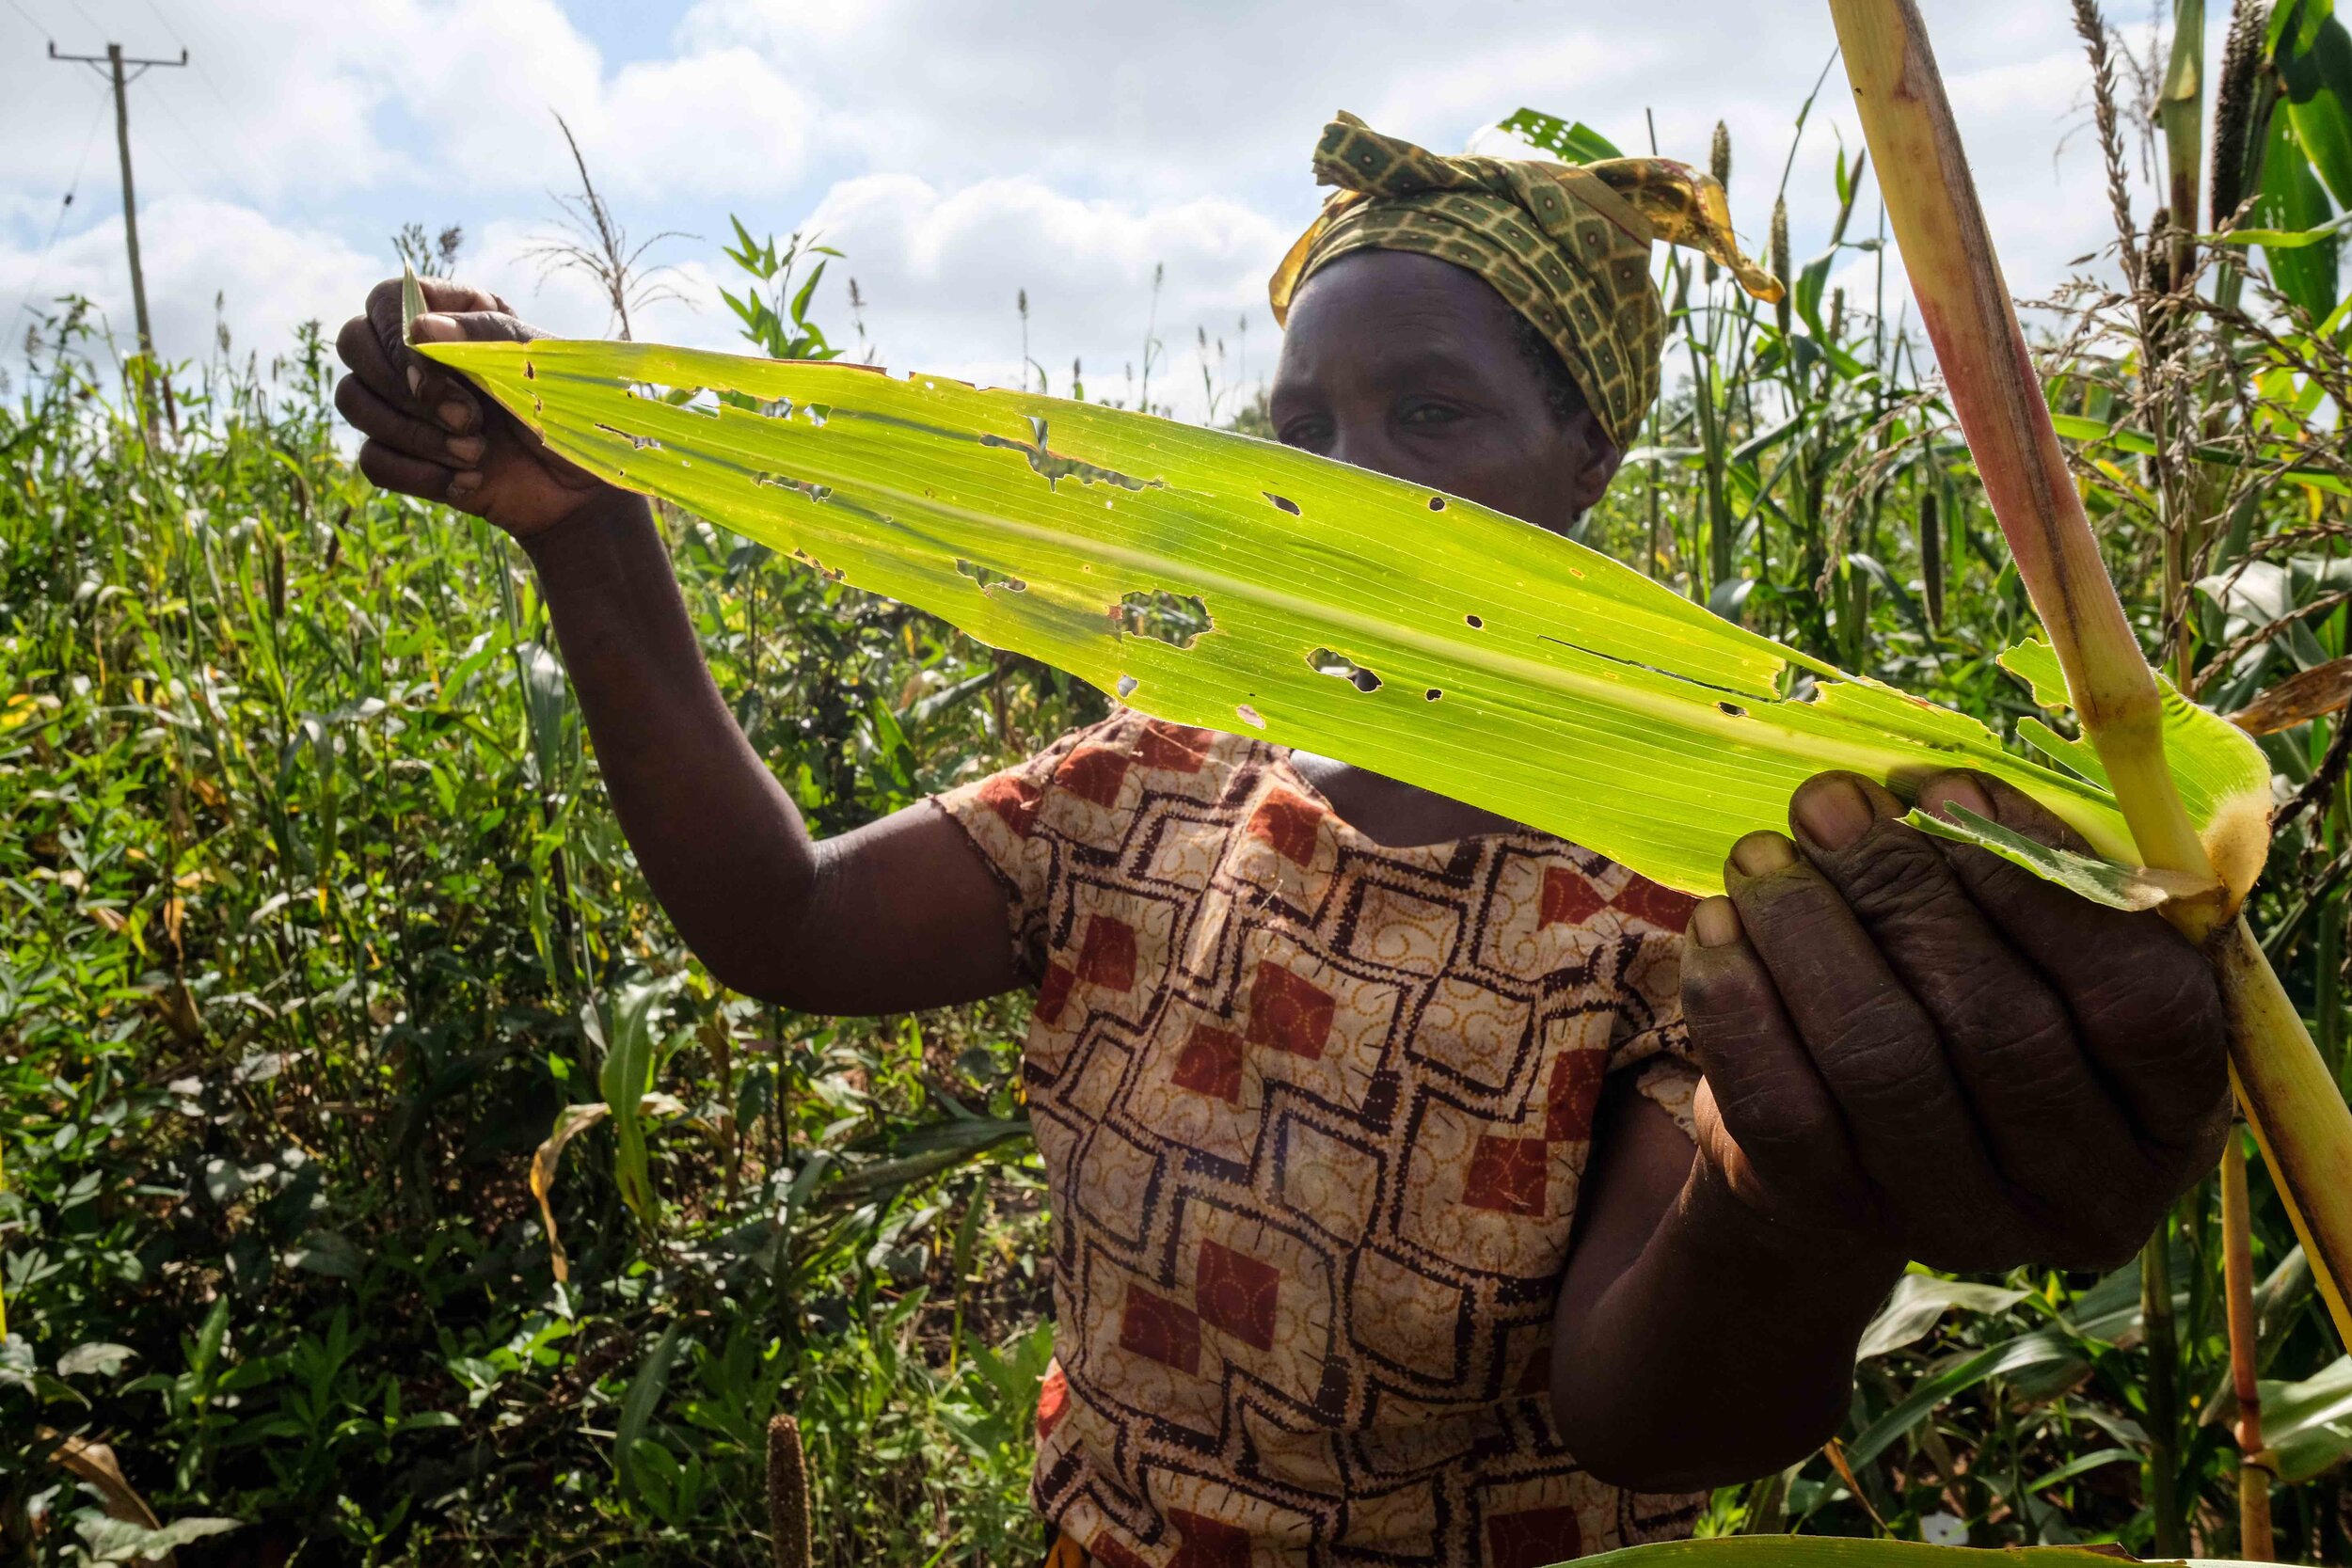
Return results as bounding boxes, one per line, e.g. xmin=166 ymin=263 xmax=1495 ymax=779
xmin=10 ymin=7 xmax=2352 ymax=1557
xmin=1 ymin=302 xmax=1084 ymax=1564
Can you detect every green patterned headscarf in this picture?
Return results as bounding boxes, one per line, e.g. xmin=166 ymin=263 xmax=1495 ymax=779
xmin=1269 ymin=112 xmax=1781 ymax=449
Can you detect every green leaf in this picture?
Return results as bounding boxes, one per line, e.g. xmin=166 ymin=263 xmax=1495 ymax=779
xmin=588 ymin=974 xmax=678 ymax=1225
xmin=2280 ymin=15 xmax=2352 ymax=208
xmin=1854 ymin=1273 xmax=2027 ymax=1360
xmin=1996 ymin=641 xmax=2273 ymax=905
xmin=1909 ymin=802 xmax=2213 ymax=911
xmin=74 ymin=1514 xmax=243 ymax=1564
xmin=613 ymin=1320 xmax=687 ymax=1502
xmin=415 ymin=339 xmax=2271 ymax=903
xmin=283 ymin=1227 xmax=362 ymax=1279
xmin=400 ymin=263 xmax=426 ymax=345
xmin=2201 ymin=211 xmax=2352 ymax=247
xmin=55 ymin=1341 xmax=136 ymax=1379
xmin=1498 ymin=107 xmax=1624 ymax=165
xmin=2273 ymin=0 xmax=2337 ymax=59
xmin=1572 ymin=1536 xmax=2269 ymax=1567
xmin=2051 ymin=407 xmax=2352 ymax=498
xmin=2258 ymin=103 xmax=2341 ymax=320
xmin=2248 ymin=1353 xmax=2352 ymax=1483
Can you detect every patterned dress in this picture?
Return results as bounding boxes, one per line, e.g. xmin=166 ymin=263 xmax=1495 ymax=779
xmin=933 ymin=711 xmax=1707 ymax=1568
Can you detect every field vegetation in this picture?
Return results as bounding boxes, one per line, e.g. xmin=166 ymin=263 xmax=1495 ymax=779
xmin=12 ymin=1 xmax=2352 ymax=1563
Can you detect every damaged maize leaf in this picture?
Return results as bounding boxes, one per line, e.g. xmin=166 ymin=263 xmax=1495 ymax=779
xmin=407 ymin=325 xmax=2267 ymax=912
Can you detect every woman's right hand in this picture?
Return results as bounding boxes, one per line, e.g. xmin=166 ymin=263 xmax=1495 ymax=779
xmin=334 ymin=277 xmax=620 ymax=539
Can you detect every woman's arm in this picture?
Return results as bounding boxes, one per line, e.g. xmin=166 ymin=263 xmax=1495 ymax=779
xmin=1549 ymin=1085 xmax=1899 ymax=1491
xmin=523 ymin=498 xmax=1022 ymax=1014
xmin=336 ymin=277 xmax=1021 ymax=1016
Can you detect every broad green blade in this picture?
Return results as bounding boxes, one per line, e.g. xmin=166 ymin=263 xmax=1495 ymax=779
xmin=1912 ymin=802 xmax=2216 ymax=911
xmin=400 ymin=263 xmax=427 ymax=342
xmin=1574 ymin=1542 xmax=2260 ymax=1568
xmin=2000 ymin=640 xmax=2272 ymax=904
xmin=417 ymin=337 xmax=2265 ymax=903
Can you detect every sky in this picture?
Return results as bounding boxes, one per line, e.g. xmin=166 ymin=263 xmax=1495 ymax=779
xmin=0 ymin=0 xmax=2192 ymax=420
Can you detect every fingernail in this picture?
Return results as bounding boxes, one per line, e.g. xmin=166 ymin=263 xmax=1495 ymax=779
xmin=1925 ymin=773 xmax=1994 ymax=824
xmin=1730 ymin=830 xmax=1796 ymax=878
xmin=1794 ymin=776 xmax=1877 ymax=851
xmin=1692 ymin=895 xmax=1740 ymax=947
xmin=405 ymin=365 xmax=422 ymax=397
xmin=438 ymin=399 xmax=476 ymax=433
xmin=447 ymin=470 xmax=482 ymax=498
xmin=446 ymin=435 xmax=485 ymax=464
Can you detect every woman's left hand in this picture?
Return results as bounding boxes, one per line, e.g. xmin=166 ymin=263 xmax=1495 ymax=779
xmin=1678 ymin=769 xmax=2232 ymax=1272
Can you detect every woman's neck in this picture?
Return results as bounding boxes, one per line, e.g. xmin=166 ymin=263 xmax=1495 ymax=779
xmin=1282 ymin=751 xmax=1530 ymax=849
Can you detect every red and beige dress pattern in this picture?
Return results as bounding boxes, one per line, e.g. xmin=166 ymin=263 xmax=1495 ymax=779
xmin=933 ymin=711 xmax=1707 ymax=1568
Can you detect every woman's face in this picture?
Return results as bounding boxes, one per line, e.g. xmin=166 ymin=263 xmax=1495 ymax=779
xmin=1267 ymin=249 xmax=1620 ymax=538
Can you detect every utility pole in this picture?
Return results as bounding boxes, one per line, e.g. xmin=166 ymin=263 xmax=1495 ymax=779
xmin=49 ymin=40 xmax=187 ymax=434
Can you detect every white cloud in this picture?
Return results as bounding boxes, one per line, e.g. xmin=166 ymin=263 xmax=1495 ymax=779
xmin=3 ymin=196 xmax=380 ymax=369
xmin=799 ymin=173 xmax=1287 ymax=410
xmin=0 ymin=0 xmax=810 ymax=211
xmin=0 ymin=0 xmax=2222 ymax=420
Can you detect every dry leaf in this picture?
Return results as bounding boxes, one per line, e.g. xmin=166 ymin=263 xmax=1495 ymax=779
xmin=2232 ymin=656 xmax=2352 ymax=736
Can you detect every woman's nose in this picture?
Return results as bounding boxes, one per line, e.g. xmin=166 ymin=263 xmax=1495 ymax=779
xmin=1325 ymin=426 xmax=1406 ymax=483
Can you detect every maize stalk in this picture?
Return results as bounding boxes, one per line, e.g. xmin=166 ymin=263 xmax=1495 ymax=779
xmin=1825 ymin=0 xmax=2352 ymax=1349
xmin=2221 ymin=1132 xmax=2276 ymax=1560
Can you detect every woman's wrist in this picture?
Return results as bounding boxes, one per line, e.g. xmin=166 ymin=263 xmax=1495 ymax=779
xmin=519 ymin=489 xmax=661 ymax=581
xmin=1676 ymin=1152 xmax=1907 ymax=1294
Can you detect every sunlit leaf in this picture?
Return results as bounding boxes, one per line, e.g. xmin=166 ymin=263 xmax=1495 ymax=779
xmin=1854 ymin=1273 xmax=2027 ymax=1360
xmin=1911 ymin=802 xmax=2215 ymax=911
xmin=1575 ymin=1537 xmax=2265 ymax=1567
xmin=415 ymin=338 xmax=2270 ymax=906
xmin=1496 ymin=107 xmax=1624 ymax=164
xmin=2259 ymin=105 xmax=2341 ymax=319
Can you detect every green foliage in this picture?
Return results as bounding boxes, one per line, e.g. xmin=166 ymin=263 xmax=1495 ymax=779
xmin=0 ymin=297 xmax=1087 ymax=1563
xmin=12 ymin=43 xmax=2352 ymax=1567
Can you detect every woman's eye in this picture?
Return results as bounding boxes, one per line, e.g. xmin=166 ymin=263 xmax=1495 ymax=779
xmin=1278 ymin=418 xmax=1332 ymax=450
xmin=1399 ymin=401 xmax=1465 ymax=427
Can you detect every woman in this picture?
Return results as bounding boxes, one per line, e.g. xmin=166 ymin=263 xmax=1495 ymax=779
xmin=332 ymin=114 xmax=2229 ymax=1568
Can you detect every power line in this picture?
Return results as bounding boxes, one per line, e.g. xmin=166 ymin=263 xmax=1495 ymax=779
xmin=4 ymin=0 xmax=51 ymax=42
xmin=138 ymin=0 xmax=274 ymax=179
xmin=135 ymin=0 xmax=182 ymax=47
xmin=58 ymin=0 xmax=103 ymax=40
xmin=142 ymin=72 xmax=244 ymax=194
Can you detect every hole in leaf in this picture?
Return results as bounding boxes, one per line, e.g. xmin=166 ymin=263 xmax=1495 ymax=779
xmin=1266 ymin=493 xmax=1300 ymax=515
xmin=1717 ymin=701 xmax=1747 ymax=718
xmin=1465 ymin=613 xmax=1485 ymax=629
xmin=1428 ymin=496 xmax=1445 ymax=511
xmin=1307 ymin=648 xmax=1382 ymax=693
xmin=1424 ymin=688 xmax=1441 ymax=701
xmin=1116 ymin=675 xmax=1138 ymax=698
xmin=524 ymin=361 xmax=536 ymax=380
xmin=806 ymin=404 xmax=831 ymax=426
xmin=1116 ymin=590 xmax=1210 ymax=649
xmin=755 ymin=472 xmax=833 ymax=503
xmin=592 ymin=422 xmax=662 ymax=451
xmin=981 ymin=418 xmax=1160 ymax=492
xmin=632 ymin=383 xmax=721 ymax=418
xmin=1235 ymin=704 xmax=1265 ymax=729
xmin=955 ymin=558 xmax=1026 ymax=593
